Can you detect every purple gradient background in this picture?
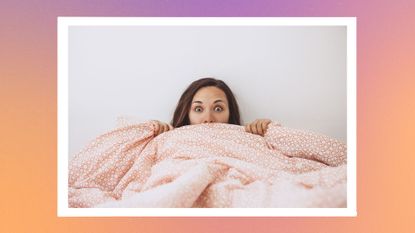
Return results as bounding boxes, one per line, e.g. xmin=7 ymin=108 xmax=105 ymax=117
xmin=1 ymin=0 xmax=414 ymax=232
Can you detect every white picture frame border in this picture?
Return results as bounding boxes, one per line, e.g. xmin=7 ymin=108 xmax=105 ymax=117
xmin=57 ymin=17 xmax=356 ymax=217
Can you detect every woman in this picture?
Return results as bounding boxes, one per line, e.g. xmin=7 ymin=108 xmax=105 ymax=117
xmin=153 ymin=78 xmax=271 ymax=136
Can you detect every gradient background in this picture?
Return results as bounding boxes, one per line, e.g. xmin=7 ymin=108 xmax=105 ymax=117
xmin=1 ymin=0 xmax=414 ymax=233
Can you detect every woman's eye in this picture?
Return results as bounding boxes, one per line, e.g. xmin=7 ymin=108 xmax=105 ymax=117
xmin=214 ymin=106 xmax=223 ymax=112
xmin=194 ymin=107 xmax=203 ymax=112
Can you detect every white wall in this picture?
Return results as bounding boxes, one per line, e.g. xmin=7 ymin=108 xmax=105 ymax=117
xmin=69 ymin=25 xmax=347 ymax=156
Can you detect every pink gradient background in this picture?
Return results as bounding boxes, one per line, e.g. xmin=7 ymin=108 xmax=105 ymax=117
xmin=1 ymin=0 xmax=414 ymax=232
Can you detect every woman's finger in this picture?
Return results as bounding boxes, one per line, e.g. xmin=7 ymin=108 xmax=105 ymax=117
xmin=257 ymin=121 xmax=264 ymax=136
xmin=245 ymin=124 xmax=251 ymax=133
xmin=251 ymin=121 xmax=259 ymax=135
xmin=260 ymin=120 xmax=268 ymax=135
xmin=154 ymin=121 xmax=160 ymax=135
xmin=163 ymin=123 xmax=170 ymax=133
xmin=161 ymin=123 xmax=168 ymax=134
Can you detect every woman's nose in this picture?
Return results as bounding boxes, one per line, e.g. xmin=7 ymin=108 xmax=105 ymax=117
xmin=203 ymin=112 xmax=215 ymax=123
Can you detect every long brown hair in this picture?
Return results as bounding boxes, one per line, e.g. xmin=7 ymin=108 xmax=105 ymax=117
xmin=171 ymin=78 xmax=241 ymax=128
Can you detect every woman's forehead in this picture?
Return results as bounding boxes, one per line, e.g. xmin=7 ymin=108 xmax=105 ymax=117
xmin=192 ymin=86 xmax=228 ymax=102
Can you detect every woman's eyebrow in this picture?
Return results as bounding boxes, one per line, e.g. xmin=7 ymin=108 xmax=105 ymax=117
xmin=192 ymin=99 xmax=224 ymax=104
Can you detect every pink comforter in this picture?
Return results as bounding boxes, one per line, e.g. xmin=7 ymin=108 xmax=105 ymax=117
xmin=69 ymin=122 xmax=347 ymax=208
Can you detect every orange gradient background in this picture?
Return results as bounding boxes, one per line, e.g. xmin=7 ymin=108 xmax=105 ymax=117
xmin=1 ymin=0 xmax=414 ymax=232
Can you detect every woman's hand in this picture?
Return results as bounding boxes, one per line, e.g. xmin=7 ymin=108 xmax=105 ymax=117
xmin=152 ymin=120 xmax=173 ymax=136
xmin=245 ymin=119 xmax=271 ymax=136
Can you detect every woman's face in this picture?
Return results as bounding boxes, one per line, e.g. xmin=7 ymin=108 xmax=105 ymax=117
xmin=188 ymin=86 xmax=230 ymax=125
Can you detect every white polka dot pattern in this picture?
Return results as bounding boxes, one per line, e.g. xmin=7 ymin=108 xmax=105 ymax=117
xmin=69 ymin=121 xmax=347 ymax=208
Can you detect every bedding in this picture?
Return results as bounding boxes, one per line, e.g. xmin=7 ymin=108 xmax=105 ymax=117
xmin=69 ymin=121 xmax=347 ymax=208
